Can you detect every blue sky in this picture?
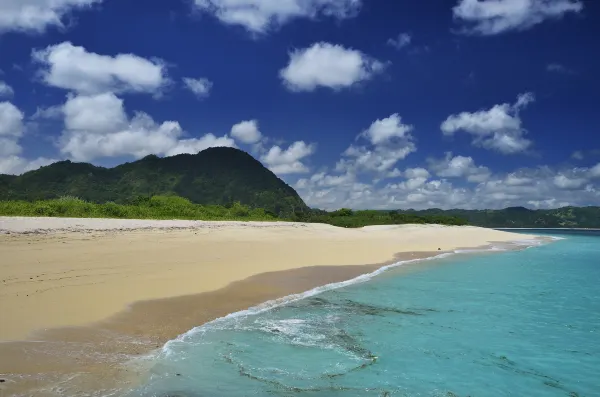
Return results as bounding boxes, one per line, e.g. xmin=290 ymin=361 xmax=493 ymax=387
xmin=0 ymin=0 xmax=599 ymax=210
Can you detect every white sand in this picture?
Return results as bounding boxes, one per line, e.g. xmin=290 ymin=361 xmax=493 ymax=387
xmin=0 ymin=217 xmax=538 ymax=341
xmin=0 ymin=216 xmax=306 ymax=233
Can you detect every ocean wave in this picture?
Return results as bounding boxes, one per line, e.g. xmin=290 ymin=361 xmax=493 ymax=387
xmin=162 ymin=239 xmax=547 ymax=356
xmin=161 ymin=251 xmax=456 ymax=356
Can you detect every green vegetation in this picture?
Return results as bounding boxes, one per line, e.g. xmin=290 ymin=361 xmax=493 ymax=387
xmin=0 ymin=197 xmax=468 ymax=227
xmin=0 ymin=147 xmax=307 ymax=217
xmin=0 ymin=196 xmax=279 ymax=221
xmin=397 ymin=206 xmax=600 ymax=228
xmin=291 ymin=208 xmax=468 ymax=227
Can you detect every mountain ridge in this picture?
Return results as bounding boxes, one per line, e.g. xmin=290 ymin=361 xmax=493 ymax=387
xmin=0 ymin=147 xmax=308 ymax=216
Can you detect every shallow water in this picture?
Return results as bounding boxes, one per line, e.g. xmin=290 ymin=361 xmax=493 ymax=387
xmin=128 ymin=232 xmax=600 ymax=397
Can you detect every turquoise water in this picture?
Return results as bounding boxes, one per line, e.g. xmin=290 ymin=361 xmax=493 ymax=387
xmin=129 ymin=232 xmax=600 ymax=397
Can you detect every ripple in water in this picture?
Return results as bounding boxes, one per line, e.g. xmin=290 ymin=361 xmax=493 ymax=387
xmin=128 ymin=232 xmax=600 ymax=397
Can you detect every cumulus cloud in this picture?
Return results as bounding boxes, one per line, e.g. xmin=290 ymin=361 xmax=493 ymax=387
xmin=0 ymin=81 xmax=14 ymax=97
xmin=441 ymin=92 xmax=534 ymax=154
xmin=33 ymin=42 xmax=168 ymax=95
xmin=337 ymin=114 xmax=416 ymax=174
xmin=230 ymin=120 xmax=262 ymax=144
xmin=296 ymin=114 xmax=417 ymax=205
xmin=0 ymin=0 xmax=102 ymax=34
xmin=260 ymin=141 xmax=316 ymax=174
xmin=404 ymin=167 xmax=430 ymax=179
xmin=0 ymin=101 xmax=57 ymax=174
xmin=452 ymin=0 xmax=583 ymax=35
xmin=427 ymin=153 xmax=491 ymax=183
xmin=388 ymin=168 xmax=431 ymax=190
xmin=183 ymin=77 xmax=213 ymax=98
xmin=192 ymin=0 xmax=361 ymax=34
xmin=387 ymin=33 xmax=412 ymax=50
xmin=0 ymin=156 xmax=57 ymax=175
xmin=295 ymin=162 xmax=600 ymax=211
xmin=590 ymin=163 xmax=600 ymax=179
xmin=553 ymin=174 xmax=587 ymax=190
xmin=0 ymin=101 xmax=24 ymax=142
xmin=59 ymin=92 xmax=234 ymax=162
xmin=31 ymin=105 xmax=64 ymax=120
xmin=360 ymin=113 xmax=413 ymax=145
xmin=279 ymin=42 xmax=385 ymax=92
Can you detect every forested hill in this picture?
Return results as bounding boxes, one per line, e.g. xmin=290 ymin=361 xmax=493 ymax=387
xmin=399 ymin=207 xmax=600 ymax=228
xmin=0 ymin=147 xmax=308 ymax=216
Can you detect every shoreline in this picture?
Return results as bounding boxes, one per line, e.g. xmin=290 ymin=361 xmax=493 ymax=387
xmin=0 ymin=218 xmax=543 ymax=396
xmin=1 ymin=253 xmax=437 ymax=397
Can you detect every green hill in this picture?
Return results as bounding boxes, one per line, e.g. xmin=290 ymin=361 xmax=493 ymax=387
xmin=0 ymin=147 xmax=308 ymax=217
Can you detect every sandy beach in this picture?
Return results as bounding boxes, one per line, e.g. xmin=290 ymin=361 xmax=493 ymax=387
xmin=0 ymin=217 xmax=539 ymax=396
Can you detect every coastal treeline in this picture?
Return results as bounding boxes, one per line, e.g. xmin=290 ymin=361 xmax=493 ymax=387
xmin=290 ymin=208 xmax=468 ymax=227
xmin=0 ymin=196 xmax=279 ymax=222
xmin=0 ymin=196 xmax=468 ymax=227
xmin=403 ymin=206 xmax=600 ymax=228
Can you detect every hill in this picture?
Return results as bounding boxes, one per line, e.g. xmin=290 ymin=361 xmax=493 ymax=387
xmin=0 ymin=147 xmax=308 ymax=216
xmin=399 ymin=207 xmax=600 ymax=228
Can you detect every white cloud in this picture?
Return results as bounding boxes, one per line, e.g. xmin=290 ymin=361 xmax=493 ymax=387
xmin=504 ymin=172 xmax=533 ymax=186
xmin=553 ymin=174 xmax=587 ymax=189
xmin=387 ymin=33 xmax=411 ymax=49
xmin=295 ymin=162 xmax=600 ymax=211
xmin=386 ymin=168 xmax=403 ymax=178
xmin=279 ymin=42 xmax=385 ymax=92
xmin=441 ymin=92 xmax=534 ymax=154
xmin=32 ymin=105 xmax=64 ymax=120
xmin=453 ymin=0 xmax=583 ymax=35
xmin=59 ymin=93 xmax=234 ymax=162
xmin=230 ymin=119 xmax=262 ymax=144
xmin=360 ymin=113 xmax=413 ymax=145
xmin=404 ymin=167 xmax=430 ymax=179
xmin=428 ymin=153 xmax=491 ymax=183
xmin=589 ymin=163 xmax=600 ymax=179
xmin=33 ymin=42 xmax=168 ymax=95
xmin=0 ymin=101 xmax=24 ymax=141
xmin=164 ymin=134 xmax=236 ymax=157
xmin=0 ymin=81 xmax=14 ymax=97
xmin=192 ymin=0 xmax=361 ymax=34
xmin=0 ymin=101 xmax=57 ymax=175
xmin=297 ymin=171 xmax=356 ymax=189
xmin=336 ymin=114 xmax=416 ymax=175
xmin=0 ymin=0 xmax=102 ymax=34
xmin=0 ymin=138 xmax=22 ymax=157
xmin=0 ymin=156 xmax=57 ymax=175
xmin=261 ymin=141 xmax=316 ymax=174
xmin=527 ymin=198 xmax=571 ymax=209
xmin=337 ymin=144 xmax=415 ymax=174
xmin=183 ymin=77 xmax=213 ymax=98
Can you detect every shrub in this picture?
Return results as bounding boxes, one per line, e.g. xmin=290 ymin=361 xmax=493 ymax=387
xmin=101 ymin=202 xmax=128 ymax=218
xmin=229 ymin=201 xmax=250 ymax=217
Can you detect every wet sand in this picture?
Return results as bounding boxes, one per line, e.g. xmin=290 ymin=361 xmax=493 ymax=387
xmin=0 ymin=218 xmax=538 ymax=396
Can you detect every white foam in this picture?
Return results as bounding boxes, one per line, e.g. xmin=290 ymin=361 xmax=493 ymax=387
xmin=159 ymin=237 xmax=551 ymax=356
xmin=549 ymin=236 xmax=567 ymax=240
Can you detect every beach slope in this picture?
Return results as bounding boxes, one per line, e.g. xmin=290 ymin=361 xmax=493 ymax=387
xmin=1 ymin=217 xmax=536 ymax=341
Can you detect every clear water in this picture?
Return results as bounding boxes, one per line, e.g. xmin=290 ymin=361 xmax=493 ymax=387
xmin=128 ymin=232 xmax=600 ymax=397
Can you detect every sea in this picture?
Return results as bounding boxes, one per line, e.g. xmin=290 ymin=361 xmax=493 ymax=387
xmin=126 ymin=230 xmax=600 ymax=397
